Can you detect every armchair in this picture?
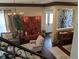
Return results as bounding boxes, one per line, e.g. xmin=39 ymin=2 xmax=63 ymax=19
xmin=21 ymin=35 xmax=44 ymax=52
xmin=29 ymin=35 xmax=44 ymax=52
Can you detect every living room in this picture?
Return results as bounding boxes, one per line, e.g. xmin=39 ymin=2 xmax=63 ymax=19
xmin=0 ymin=0 xmax=78 ymax=59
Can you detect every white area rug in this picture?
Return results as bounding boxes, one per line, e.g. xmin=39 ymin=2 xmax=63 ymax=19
xmin=49 ymin=47 xmax=70 ymax=59
xmin=63 ymin=44 xmax=72 ymax=52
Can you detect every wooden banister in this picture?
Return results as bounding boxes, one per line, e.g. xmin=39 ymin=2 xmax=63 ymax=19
xmin=0 ymin=37 xmax=47 ymax=59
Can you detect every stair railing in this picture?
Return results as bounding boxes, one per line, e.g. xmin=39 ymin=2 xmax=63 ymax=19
xmin=0 ymin=37 xmax=47 ymax=59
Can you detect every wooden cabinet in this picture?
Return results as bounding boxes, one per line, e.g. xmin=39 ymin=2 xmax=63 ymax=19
xmin=58 ymin=31 xmax=73 ymax=45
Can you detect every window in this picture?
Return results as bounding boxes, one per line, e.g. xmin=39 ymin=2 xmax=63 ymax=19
xmin=49 ymin=13 xmax=53 ymax=24
xmin=0 ymin=10 xmax=6 ymax=33
xmin=58 ymin=9 xmax=73 ymax=28
xmin=46 ymin=13 xmax=48 ymax=24
xmin=45 ymin=12 xmax=53 ymax=32
xmin=46 ymin=12 xmax=53 ymax=24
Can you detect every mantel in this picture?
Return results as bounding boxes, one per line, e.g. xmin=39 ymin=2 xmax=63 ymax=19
xmin=57 ymin=27 xmax=73 ymax=32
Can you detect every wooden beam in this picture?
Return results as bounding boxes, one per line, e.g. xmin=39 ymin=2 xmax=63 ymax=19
xmin=0 ymin=2 xmax=77 ymax=7
xmin=0 ymin=3 xmax=44 ymax=7
xmin=44 ymin=2 xmax=77 ymax=7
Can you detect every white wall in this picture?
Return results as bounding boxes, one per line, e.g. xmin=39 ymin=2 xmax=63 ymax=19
xmin=0 ymin=7 xmax=45 ymax=31
xmin=49 ymin=6 xmax=78 ymax=58
xmin=44 ymin=6 xmax=78 ymax=42
xmin=45 ymin=6 xmax=78 ymax=58
xmin=15 ymin=7 xmax=45 ymax=30
xmin=70 ymin=6 xmax=78 ymax=59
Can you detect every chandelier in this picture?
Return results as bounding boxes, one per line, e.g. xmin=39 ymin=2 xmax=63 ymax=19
xmin=7 ymin=0 xmax=24 ymax=16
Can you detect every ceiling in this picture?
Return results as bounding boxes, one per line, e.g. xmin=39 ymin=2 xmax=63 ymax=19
xmin=0 ymin=0 xmax=77 ymax=4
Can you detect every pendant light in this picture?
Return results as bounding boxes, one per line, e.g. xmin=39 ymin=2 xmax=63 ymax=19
xmin=13 ymin=0 xmax=17 ymax=15
xmin=7 ymin=0 xmax=24 ymax=16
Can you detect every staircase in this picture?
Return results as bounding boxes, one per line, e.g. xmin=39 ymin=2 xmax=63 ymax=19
xmin=0 ymin=37 xmax=47 ymax=59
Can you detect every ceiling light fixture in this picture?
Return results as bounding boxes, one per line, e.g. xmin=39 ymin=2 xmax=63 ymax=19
xmin=8 ymin=0 xmax=24 ymax=16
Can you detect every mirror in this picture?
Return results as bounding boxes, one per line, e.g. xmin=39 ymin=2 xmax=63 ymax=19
xmin=58 ymin=9 xmax=73 ymax=28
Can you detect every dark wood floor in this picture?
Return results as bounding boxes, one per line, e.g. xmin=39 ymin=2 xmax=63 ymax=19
xmin=57 ymin=45 xmax=70 ymax=56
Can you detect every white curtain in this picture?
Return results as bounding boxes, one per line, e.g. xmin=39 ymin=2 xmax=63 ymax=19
xmin=4 ymin=10 xmax=16 ymax=32
xmin=0 ymin=10 xmax=6 ymax=33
